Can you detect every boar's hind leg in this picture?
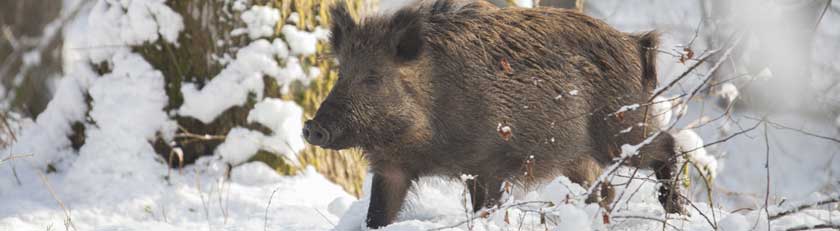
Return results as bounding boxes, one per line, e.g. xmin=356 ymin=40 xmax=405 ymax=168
xmin=366 ymin=165 xmax=416 ymax=228
xmin=467 ymin=177 xmax=503 ymax=212
xmin=637 ymin=132 xmax=686 ymax=214
xmin=568 ymin=158 xmax=614 ymax=209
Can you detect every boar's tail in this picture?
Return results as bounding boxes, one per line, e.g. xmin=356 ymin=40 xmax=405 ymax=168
xmin=632 ymin=31 xmax=660 ymax=92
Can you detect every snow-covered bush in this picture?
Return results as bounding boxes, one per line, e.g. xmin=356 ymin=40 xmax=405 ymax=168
xmin=0 ymin=0 xmax=365 ymax=229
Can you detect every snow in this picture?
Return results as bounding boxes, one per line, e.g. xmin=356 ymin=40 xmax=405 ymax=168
xmin=282 ymin=25 xmax=320 ymax=56
xmin=459 ymin=174 xmax=477 ymax=181
xmin=514 ymin=0 xmax=534 ymax=8
xmin=178 ymin=39 xmax=288 ymax=123
xmin=619 ymin=126 xmax=633 ymax=134
xmin=672 ymin=129 xmax=717 ymax=179
xmin=836 ymin=115 xmax=840 ymax=128
xmin=62 ymin=51 xmax=174 ymax=196
xmin=716 ymin=83 xmax=740 ymax=106
xmin=0 ymin=163 xmax=350 ymax=231
xmin=2 ymin=0 xmax=323 ymax=230
xmin=619 ymin=133 xmax=658 ymax=160
xmin=3 ymin=75 xmax=89 ymax=172
xmin=235 ymin=6 xmax=281 ymax=39
xmin=86 ymin=0 xmax=183 ymax=62
xmin=1 ymin=0 xmax=838 ymax=230
xmin=328 ymin=196 xmax=356 ymax=217
xmin=179 ymin=22 xmax=323 ymax=123
xmin=550 ymin=204 xmax=593 ymax=230
xmin=539 ymin=176 xmax=585 ymax=205
xmin=215 ymin=128 xmax=266 ymax=165
xmin=719 ymin=213 xmax=749 ymax=231
xmin=615 ymin=104 xmax=640 ymax=114
xmin=216 ymin=98 xmax=305 ymax=165
xmin=650 ymin=96 xmax=674 ymax=129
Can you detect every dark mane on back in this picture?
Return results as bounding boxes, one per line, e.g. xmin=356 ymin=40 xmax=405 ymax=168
xmin=329 ymin=0 xmax=494 ymax=63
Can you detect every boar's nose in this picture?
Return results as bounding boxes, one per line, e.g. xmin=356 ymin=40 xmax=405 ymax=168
xmin=303 ymin=120 xmax=331 ymax=146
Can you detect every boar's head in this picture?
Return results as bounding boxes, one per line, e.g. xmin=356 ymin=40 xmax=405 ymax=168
xmin=303 ymin=4 xmax=432 ymax=151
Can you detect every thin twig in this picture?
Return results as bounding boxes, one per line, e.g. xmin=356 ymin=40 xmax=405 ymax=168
xmin=313 ymin=208 xmax=336 ymax=227
xmin=744 ymin=116 xmax=840 ymax=144
xmin=769 ymin=197 xmax=840 ymax=220
xmin=649 ymin=49 xmax=719 ymax=101
xmin=785 ymin=223 xmax=840 ymax=231
xmin=176 ymin=126 xmax=227 ymax=141
xmin=677 ymin=119 xmax=762 ymax=156
xmin=687 ymin=160 xmax=718 ymax=228
xmin=814 ymin=0 xmax=833 ymax=30
xmin=428 ymin=201 xmax=553 ymax=231
xmin=195 ymin=171 xmax=212 ymax=231
xmin=36 ymin=170 xmax=78 ymax=231
xmin=764 ymin=121 xmax=771 ymax=231
xmin=612 ymin=215 xmax=684 ymax=231
xmin=676 ymin=192 xmax=718 ymax=229
xmin=0 ymin=111 xmax=19 ymax=142
xmin=0 ymin=153 xmax=32 ymax=164
xmin=265 ymin=186 xmax=283 ymax=231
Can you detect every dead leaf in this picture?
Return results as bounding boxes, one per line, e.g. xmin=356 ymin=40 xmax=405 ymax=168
xmin=500 ymin=58 xmax=512 ymax=74
xmin=602 ymin=212 xmax=611 ymax=224
xmin=679 ymin=47 xmax=694 ymax=64
xmin=497 ymin=123 xmax=512 ymax=141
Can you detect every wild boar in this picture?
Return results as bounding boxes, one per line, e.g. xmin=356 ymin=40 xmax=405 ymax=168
xmin=302 ymin=0 xmax=683 ymax=228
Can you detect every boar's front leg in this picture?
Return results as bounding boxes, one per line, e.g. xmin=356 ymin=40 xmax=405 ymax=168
xmin=366 ymin=165 xmax=415 ymax=229
xmin=466 ymin=177 xmax=503 ymax=212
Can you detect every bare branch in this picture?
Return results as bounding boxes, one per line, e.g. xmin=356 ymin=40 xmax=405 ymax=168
xmin=36 ymin=169 xmax=78 ymax=231
xmin=428 ymin=201 xmax=553 ymax=231
xmin=743 ymin=116 xmax=840 ymax=144
xmin=612 ymin=215 xmax=684 ymax=231
xmin=764 ymin=121 xmax=771 ymax=231
xmin=0 ymin=153 xmax=32 ymax=164
xmin=677 ymin=119 xmax=763 ymax=156
xmin=769 ymin=197 xmax=840 ymax=220
xmin=649 ymin=49 xmax=719 ymax=101
xmin=815 ymin=0 xmax=833 ymax=30
xmin=175 ymin=126 xmax=226 ymax=144
xmin=786 ymin=224 xmax=840 ymax=231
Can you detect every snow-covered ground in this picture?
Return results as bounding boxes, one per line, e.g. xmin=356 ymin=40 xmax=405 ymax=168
xmin=2 ymin=0 xmax=839 ymax=230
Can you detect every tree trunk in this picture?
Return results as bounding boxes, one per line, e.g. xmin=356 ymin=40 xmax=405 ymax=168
xmin=0 ymin=0 xmax=63 ymax=117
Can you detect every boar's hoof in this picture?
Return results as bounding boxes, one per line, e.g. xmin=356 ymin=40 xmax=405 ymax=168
xmin=659 ymin=184 xmax=688 ymax=215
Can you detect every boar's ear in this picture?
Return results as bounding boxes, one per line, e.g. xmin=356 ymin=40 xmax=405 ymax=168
xmin=390 ymin=9 xmax=424 ymax=62
xmin=330 ymin=3 xmax=355 ymax=50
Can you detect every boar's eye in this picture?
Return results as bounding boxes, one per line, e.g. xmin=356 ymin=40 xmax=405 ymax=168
xmin=361 ymin=75 xmax=381 ymax=86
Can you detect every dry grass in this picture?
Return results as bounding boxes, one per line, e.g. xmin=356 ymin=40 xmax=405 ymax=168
xmin=249 ymin=0 xmax=370 ymax=197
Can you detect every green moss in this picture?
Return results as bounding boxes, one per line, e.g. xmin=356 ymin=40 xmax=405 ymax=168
xmin=250 ymin=150 xmax=298 ymax=175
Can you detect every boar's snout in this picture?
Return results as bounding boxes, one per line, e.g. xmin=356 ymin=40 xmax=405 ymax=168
xmin=302 ymin=120 xmax=331 ymax=147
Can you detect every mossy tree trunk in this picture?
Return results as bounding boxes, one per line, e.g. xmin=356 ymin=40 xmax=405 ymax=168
xmin=0 ymin=0 xmax=63 ymax=117
xmin=138 ymin=0 xmax=276 ymax=167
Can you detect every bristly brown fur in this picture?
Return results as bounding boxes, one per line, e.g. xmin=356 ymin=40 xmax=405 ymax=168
xmin=632 ymin=31 xmax=660 ymax=92
xmin=315 ymin=1 xmax=681 ymax=228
